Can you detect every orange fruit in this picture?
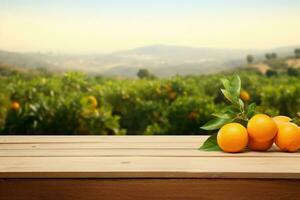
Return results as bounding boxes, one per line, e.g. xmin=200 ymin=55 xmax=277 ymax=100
xmin=273 ymin=116 xmax=292 ymax=125
xmin=240 ymin=90 xmax=250 ymax=101
xmin=217 ymin=123 xmax=248 ymax=153
xmin=248 ymin=138 xmax=273 ymax=151
xmin=168 ymin=92 xmax=177 ymax=100
xmin=187 ymin=111 xmax=198 ymax=120
xmin=84 ymin=96 xmax=98 ymax=108
xmin=11 ymin=101 xmax=20 ymax=111
xmin=275 ymin=122 xmax=300 ymax=152
xmin=247 ymin=114 xmax=278 ymax=142
xmin=90 ymin=96 xmax=98 ymax=108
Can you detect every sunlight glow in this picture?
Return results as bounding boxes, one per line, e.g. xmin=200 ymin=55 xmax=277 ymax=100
xmin=0 ymin=0 xmax=300 ymax=53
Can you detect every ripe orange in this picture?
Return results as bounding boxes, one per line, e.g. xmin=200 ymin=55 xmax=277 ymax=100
xmin=275 ymin=122 xmax=300 ymax=152
xmin=273 ymin=115 xmax=292 ymax=125
xmin=240 ymin=90 xmax=250 ymax=101
xmin=168 ymin=92 xmax=177 ymax=100
xmin=247 ymin=114 xmax=278 ymax=142
xmin=187 ymin=111 xmax=198 ymax=120
xmin=86 ymin=96 xmax=98 ymax=108
xmin=217 ymin=123 xmax=248 ymax=153
xmin=248 ymin=138 xmax=273 ymax=151
xmin=11 ymin=101 xmax=20 ymax=111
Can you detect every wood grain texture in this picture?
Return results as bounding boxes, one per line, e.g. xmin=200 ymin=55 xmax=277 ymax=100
xmin=0 ymin=136 xmax=299 ymax=179
xmin=1 ymin=148 xmax=299 ymax=157
xmin=1 ymin=178 xmax=300 ymax=200
xmin=0 ymin=142 xmax=201 ymax=149
xmin=0 ymin=135 xmax=207 ymax=143
xmin=1 ymin=157 xmax=300 ymax=178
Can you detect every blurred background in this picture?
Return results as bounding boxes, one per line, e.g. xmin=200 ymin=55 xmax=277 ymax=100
xmin=1 ymin=0 xmax=300 ymax=135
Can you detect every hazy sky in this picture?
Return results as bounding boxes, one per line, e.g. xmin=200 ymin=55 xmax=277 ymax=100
xmin=1 ymin=0 xmax=300 ymax=53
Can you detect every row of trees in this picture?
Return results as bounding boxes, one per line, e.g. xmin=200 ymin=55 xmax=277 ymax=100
xmin=137 ymin=68 xmax=156 ymax=79
xmin=2 ymin=70 xmax=300 ymax=135
xmin=246 ymin=48 xmax=300 ymax=64
xmin=295 ymin=49 xmax=300 ymax=58
xmin=265 ymin=53 xmax=277 ymax=60
xmin=266 ymin=67 xmax=300 ymax=77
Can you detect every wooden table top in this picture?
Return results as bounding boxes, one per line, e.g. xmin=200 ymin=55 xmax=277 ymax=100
xmin=0 ymin=136 xmax=299 ymax=179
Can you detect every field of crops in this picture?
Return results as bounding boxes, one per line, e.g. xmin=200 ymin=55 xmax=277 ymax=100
xmin=1 ymin=69 xmax=300 ymax=135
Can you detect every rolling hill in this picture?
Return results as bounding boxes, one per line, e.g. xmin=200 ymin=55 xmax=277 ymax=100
xmin=0 ymin=45 xmax=299 ymax=77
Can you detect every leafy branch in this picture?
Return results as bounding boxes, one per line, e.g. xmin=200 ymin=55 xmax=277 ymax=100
xmin=200 ymin=75 xmax=256 ymax=151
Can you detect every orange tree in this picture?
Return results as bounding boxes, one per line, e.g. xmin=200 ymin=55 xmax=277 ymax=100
xmin=0 ymin=70 xmax=300 ymax=135
xmin=3 ymin=73 xmax=124 ymax=135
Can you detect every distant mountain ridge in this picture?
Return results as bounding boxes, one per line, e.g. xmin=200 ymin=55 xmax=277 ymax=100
xmin=0 ymin=45 xmax=299 ymax=77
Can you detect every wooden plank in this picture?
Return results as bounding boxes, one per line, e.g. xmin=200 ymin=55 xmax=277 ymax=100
xmin=0 ymin=136 xmax=207 ymax=143
xmin=0 ymin=142 xmax=202 ymax=149
xmin=1 ymin=178 xmax=300 ymax=200
xmin=0 ymin=136 xmax=299 ymax=179
xmin=0 ymin=141 xmax=298 ymax=154
xmin=0 ymin=157 xmax=300 ymax=178
xmin=0 ymin=148 xmax=299 ymax=158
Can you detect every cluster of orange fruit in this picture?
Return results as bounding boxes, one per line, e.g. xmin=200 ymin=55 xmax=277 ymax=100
xmin=217 ymin=114 xmax=300 ymax=153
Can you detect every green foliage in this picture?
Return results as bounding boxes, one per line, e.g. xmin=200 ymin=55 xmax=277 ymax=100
xmin=199 ymin=134 xmax=221 ymax=151
xmin=0 ymin=70 xmax=300 ymax=135
xmin=200 ymin=75 xmax=259 ymax=150
xmin=287 ymin=67 xmax=300 ymax=77
xmin=201 ymin=117 xmax=234 ymax=131
xmin=294 ymin=48 xmax=300 ymax=58
xmin=271 ymin=53 xmax=277 ymax=59
xmin=246 ymin=55 xmax=254 ymax=64
xmin=260 ymin=82 xmax=300 ymax=117
xmin=265 ymin=53 xmax=277 ymax=60
xmin=2 ymin=73 xmax=125 ymax=135
xmin=265 ymin=69 xmax=278 ymax=77
xmin=265 ymin=53 xmax=272 ymax=60
xmin=201 ymin=75 xmax=254 ymax=133
xmin=137 ymin=68 xmax=156 ymax=80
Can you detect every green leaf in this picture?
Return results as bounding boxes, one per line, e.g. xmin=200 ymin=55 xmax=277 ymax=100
xmin=219 ymin=106 xmax=240 ymax=115
xmin=247 ymin=103 xmax=256 ymax=118
xmin=238 ymin=98 xmax=244 ymax=111
xmin=211 ymin=113 xmax=233 ymax=119
xmin=220 ymin=75 xmax=241 ymax=105
xmin=232 ymin=75 xmax=241 ymax=96
xmin=201 ymin=117 xmax=234 ymax=131
xmin=199 ymin=134 xmax=221 ymax=151
xmin=220 ymin=78 xmax=230 ymax=90
xmin=212 ymin=106 xmax=239 ymax=120
xmin=29 ymin=104 xmax=37 ymax=112
xmin=221 ymin=89 xmax=235 ymax=104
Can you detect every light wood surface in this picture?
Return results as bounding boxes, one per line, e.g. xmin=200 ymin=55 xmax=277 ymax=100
xmin=0 ymin=135 xmax=204 ymax=143
xmin=0 ymin=136 xmax=299 ymax=179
